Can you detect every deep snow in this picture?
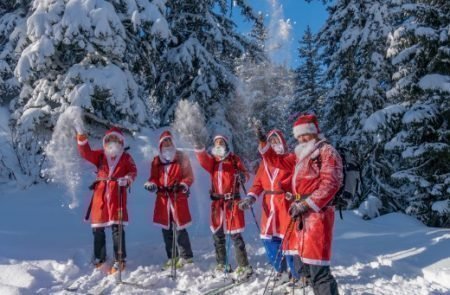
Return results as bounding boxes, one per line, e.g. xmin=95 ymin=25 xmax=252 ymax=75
xmin=0 ymin=128 xmax=449 ymax=295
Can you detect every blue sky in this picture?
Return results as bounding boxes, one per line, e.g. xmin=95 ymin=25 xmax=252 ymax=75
xmin=232 ymin=0 xmax=329 ymax=68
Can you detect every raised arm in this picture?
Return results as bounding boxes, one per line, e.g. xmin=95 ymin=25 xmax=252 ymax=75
xmin=194 ymin=148 xmax=215 ymax=174
xmin=259 ymin=142 xmax=296 ymax=171
xmin=77 ymin=134 xmax=102 ymax=166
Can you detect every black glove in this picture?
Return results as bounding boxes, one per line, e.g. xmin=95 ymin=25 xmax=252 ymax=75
xmin=288 ymin=201 xmax=309 ymax=219
xmin=238 ymin=195 xmax=256 ymax=211
xmin=252 ymin=119 xmax=266 ymax=142
xmin=179 ymin=183 xmax=189 ymax=194
xmin=192 ymin=133 xmax=204 ymax=149
xmin=144 ymin=181 xmax=157 ymax=193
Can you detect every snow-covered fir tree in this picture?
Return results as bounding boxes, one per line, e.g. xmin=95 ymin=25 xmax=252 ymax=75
xmin=319 ymin=0 xmax=392 ymax=145
xmin=363 ymin=0 xmax=450 ymax=226
xmin=1 ymin=0 xmax=266 ymax=181
xmin=318 ymin=0 xmax=393 ymax=208
xmin=153 ymin=0 xmax=264 ymax=155
xmin=292 ymin=25 xmax=324 ymax=116
xmin=0 ymin=0 xmax=28 ymax=105
xmin=9 ymin=0 xmax=171 ymax=181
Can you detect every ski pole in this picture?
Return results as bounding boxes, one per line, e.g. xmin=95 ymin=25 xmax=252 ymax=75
xmin=262 ymin=218 xmax=296 ymax=295
xmin=117 ymin=182 xmax=124 ymax=284
xmin=162 ymin=187 xmax=178 ymax=281
xmin=172 ymin=184 xmax=178 ymax=281
xmin=236 ymin=171 xmax=261 ymax=232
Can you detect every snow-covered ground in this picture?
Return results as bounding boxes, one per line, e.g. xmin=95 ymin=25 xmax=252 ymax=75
xmin=1 ymin=129 xmax=449 ymax=295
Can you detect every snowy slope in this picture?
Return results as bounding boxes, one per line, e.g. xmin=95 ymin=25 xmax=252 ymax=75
xmin=0 ymin=130 xmax=449 ymax=295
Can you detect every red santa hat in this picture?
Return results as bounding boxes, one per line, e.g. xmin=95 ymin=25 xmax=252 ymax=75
xmin=159 ymin=130 xmax=174 ymax=149
xmin=293 ymin=114 xmax=320 ymax=138
xmin=267 ymin=129 xmax=288 ymax=152
xmin=103 ymin=127 xmax=125 ymax=146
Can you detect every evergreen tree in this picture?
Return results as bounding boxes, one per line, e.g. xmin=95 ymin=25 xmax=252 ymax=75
xmin=153 ymin=0 xmax=263 ymax=152
xmin=292 ymin=25 xmax=323 ymax=116
xmin=318 ymin=0 xmax=392 ymax=145
xmin=0 ymin=0 xmax=28 ymax=105
xmin=10 ymin=0 xmax=171 ymax=180
xmin=317 ymin=0 xmax=393 ymax=209
xmin=364 ymin=0 xmax=450 ymax=226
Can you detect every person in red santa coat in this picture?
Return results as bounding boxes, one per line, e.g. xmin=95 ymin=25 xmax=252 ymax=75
xmin=194 ymin=135 xmax=253 ymax=279
xmin=238 ymin=129 xmax=298 ymax=282
xmin=76 ymin=127 xmax=137 ymax=274
xmin=257 ymin=114 xmax=343 ymax=295
xmin=144 ymin=131 xmax=194 ymax=269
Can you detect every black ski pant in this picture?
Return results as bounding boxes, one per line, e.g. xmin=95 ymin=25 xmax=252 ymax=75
xmin=93 ymin=225 xmax=126 ymax=262
xmin=213 ymin=227 xmax=249 ymax=267
xmin=302 ymin=263 xmax=339 ymax=295
xmin=162 ymin=222 xmax=194 ymax=260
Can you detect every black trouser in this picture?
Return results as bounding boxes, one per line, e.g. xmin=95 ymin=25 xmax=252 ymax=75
xmin=302 ymin=263 xmax=339 ymax=295
xmin=162 ymin=222 xmax=194 ymax=259
xmin=93 ymin=225 xmax=126 ymax=262
xmin=213 ymin=227 xmax=249 ymax=267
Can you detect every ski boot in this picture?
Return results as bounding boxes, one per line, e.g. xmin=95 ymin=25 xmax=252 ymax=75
xmin=92 ymin=258 xmax=105 ymax=269
xmin=215 ymin=263 xmax=232 ymax=274
xmin=176 ymin=257 xmax=194 ymax=269
xmin=234 ymin=265 xmax=253 ymax=281
xmin=108 ymin=261 xmax=125 ymax=275
xmin=273 ymin=271 xmax=290 ymax=285
xmin=162 ymin=257 xmax=179 ymax=270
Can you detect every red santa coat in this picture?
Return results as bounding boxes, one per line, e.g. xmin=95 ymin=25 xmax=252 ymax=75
xmin=248 ymin=130 xmax=292 ymax=241
xmin=260 ymin=139 xmax=343 ymax=265
xmin=195 ymin=147 xmax=249 ymax=234
xmin=148 ymin=149 xmax=194 ymax=230
xmin=77 ymin=131 xmax=137 ymax=228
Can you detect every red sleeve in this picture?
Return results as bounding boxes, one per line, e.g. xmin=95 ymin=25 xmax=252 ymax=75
xmin=147 ymin=157 xmax=160 ymax=186
xmin=77 ymin=137 xmax=102 ymax=167
xmin=305 ymin=145 xmax=344 ymax=212
xmin=194 ymin=148 xmax=215 ymax=174
xmin=248 ymin=162 xmax=265 ymax=198
xmin=259 ymin=142 xmax=296 ymax=171
xmin=180 ymin=152 xmax=194 ymax=187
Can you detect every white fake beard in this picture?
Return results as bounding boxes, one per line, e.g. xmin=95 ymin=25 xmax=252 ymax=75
xmin=272 ymin=143 xmax=285 ymax=155
xmin=105 ymin=142 xmax=123 ymax=158
xmin=211 ymin=146 xmax=226 ymax=158
xmin=294 ymin=139 xmax=317 ymax=161
xmin=161 ymin=147 xmax=176 ymax=162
